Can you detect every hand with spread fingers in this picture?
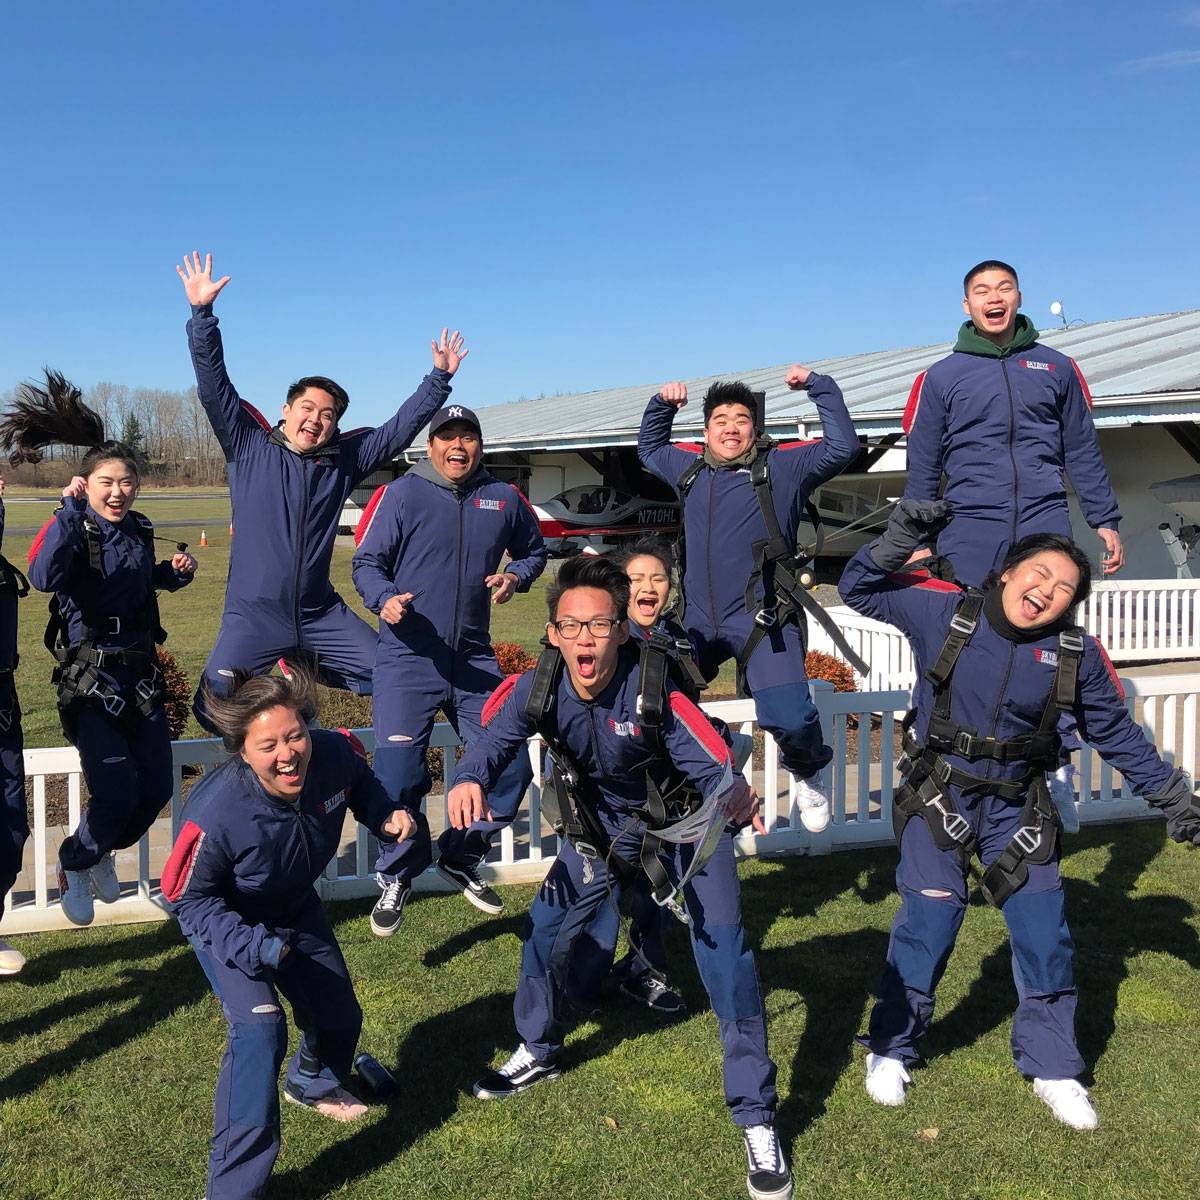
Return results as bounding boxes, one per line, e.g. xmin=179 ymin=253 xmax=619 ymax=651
xmin=486 ymin=571 xmax=518 ymax=605
xmin=176 ymin=252 xmax=231 ymax=308
xmin=432 ymin=329 xmax=469 ymax=376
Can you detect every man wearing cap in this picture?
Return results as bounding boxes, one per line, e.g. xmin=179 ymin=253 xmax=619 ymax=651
xmin=352 ymin=404 xmax=547 ymax=935
xmin=177 ymin=251 xmax=470 ymax=724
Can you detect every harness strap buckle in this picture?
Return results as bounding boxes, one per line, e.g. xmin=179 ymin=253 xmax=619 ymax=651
xmin=935 ymin=805 xmax=973 ymax=845
xmin=949 ymin=611 xmax=978 ymax=636
xmin=107 ymin=616 xmax=121 ymax=637
xmin=135 ymin=676 xmax=158 ymax=704
xmin=754 ymin=607 xmax=778 ymax=629
xmin=1010 ymin=824 xmax=1043 ymax=856
xmin=1059 ymin=630 xmax=1085 ymax=654
xmin=86 ymin=682 xmax=126 ymax=718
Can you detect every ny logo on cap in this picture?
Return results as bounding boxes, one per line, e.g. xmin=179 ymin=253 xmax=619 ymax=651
xmin=448 ymin=406 xmax=464 ymax=419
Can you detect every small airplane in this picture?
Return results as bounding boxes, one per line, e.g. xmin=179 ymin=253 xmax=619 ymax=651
xmin=532 ymin=484 xmax=680 ymax=556
xmin=532 ymin=475 xmax=899 ymax=560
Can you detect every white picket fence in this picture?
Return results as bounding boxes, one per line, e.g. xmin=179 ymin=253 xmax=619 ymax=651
xmin=809 ymin=578 xmax=1200 ymax=692
xmin=6 ymin=670 xmax=1187 ymax=936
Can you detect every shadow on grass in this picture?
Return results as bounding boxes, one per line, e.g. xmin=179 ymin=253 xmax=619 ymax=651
xmin=918 ymin=823 xmax=1200 ymax=1075
xmin=421 ymin=910 xmax=528 ymax=969
xmin=268 ymin=990 xmax=517 ymax=1199
xmin=0 ymin=923 xmax=203 ymax=1102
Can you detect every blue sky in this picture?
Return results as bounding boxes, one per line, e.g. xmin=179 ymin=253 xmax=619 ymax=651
xmin=2 ymin=0 xmax=1197 ymax=426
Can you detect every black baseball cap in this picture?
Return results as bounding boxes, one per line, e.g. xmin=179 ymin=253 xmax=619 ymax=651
xmin=428 ymin=404 xmax=482 ymax=438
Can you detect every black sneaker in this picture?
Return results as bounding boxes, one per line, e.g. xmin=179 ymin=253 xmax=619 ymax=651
xmin=370 ymin=876 xmax=410 ymax=937
xmin=619 ymin=974 xmax=686 ymax=1015
xmin=472 ymin=1043 xmax=562 ymax=1099
xmin=436 ymin=856 xmax=504 ymax=915
xmin=743 ymin=1123 xmax=793 ymax=1200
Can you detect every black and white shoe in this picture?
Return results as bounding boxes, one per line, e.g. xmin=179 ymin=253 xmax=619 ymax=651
xmin=619 ymin=974 xmax=686 ymax=1015
xmin=370 ymin=876 xmax=410 ymax=937
xmin=436 ymin=856 xmax=504 ymax=915
xmin=473 ymin=1043 xmax=561 ymax=1099
xmin=742 ymin=1123 xmax=793 ymax=1200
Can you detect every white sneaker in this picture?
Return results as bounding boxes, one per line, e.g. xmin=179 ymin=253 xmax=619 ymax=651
xmin=57 ymin=864 xmax=95 ymax=926
xmin=90 ymin=852 xmax=121 ymax=903
xmin=795 ymin=775 xmax=830 ymax=833
xmin=865 ymin=1052 xmax=911 ymax=1106
xmin=1049 ymin=764 xmax=1081 ymax=834
xmin=0 ymin=936 xmax=27 ymax=976
xmin=1033 ymin=1077 xmax=1098 ymax=1130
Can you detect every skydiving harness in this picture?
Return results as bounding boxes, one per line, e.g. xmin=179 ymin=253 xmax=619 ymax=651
xmin=894 ymin=588 xmax=1085 ymax=908
xmin=43 ymin=511 xmax=175 ymax=727
xmin=676 ymin=435 xmax=869 ymax=694
xmin=524 ymin=640 xmax=727 ymax=925
xmin=0 ymin=554 xmax=29 ymax=730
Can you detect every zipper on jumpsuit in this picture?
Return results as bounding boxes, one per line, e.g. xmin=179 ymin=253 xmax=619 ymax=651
xmin=1001 ymin=359 xmax=1020 ymax=548
xmin=293 ymin=458 xmax=312 ymax=648
xmin=448 ymin=492 xmax=466 ymax=686
xmin=981 ymin=640 xmax=1016 ymax=791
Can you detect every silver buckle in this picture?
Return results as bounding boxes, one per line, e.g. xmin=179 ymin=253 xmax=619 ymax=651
xmin=754 ymin=607 xmax=778 ymax=629
xmin=86 ymin=683 xmax=126 ymax=718
xmin=1011 ymin=825 xmax=1042 ymax=855
xmin=107 ymin=616 xmax=122 ymax=636
xmin=950 ymin=612 xmax=977 ymax=636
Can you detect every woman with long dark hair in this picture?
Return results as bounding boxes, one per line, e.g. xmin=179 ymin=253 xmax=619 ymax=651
xmin=162 ymin=667 xmax=414 ymax=1200
xmin=839 ymin=501 xmax=1200 ymax=1131
xmin=2 ymin=370 xmax=198 ymax=926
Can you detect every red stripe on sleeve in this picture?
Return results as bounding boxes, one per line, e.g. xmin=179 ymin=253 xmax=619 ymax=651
xmin=667 ymin=690 xmax=731 ymax=764
xmin=889 ymin=571 xmax=962 ymax=594
xmin=162 ymin=820 xmax=205 ymax=903
xmin=338 ymin=728 xmax=367 ymax=758
xmin=901 ymin=371 xmax=927 ymax=435
xmin=673 ymin=442 xmax=704 ymax=453
xmin=353 ymin=485 xmax=389 ymax=547
xmin=240 ymin=400 xmax=272 ymax=431
xmin=1095 ymin=640 xmax=1125 ymax=701
xmin=514 ymin=486 xmax=538 ymax=515
xmin=26 ymin=517 xmax=55 ymax=565
xmin=482 ymin=674 xmax=522 ymax=725
xmin=1069 ymin=359 xmax=1094 ymax=410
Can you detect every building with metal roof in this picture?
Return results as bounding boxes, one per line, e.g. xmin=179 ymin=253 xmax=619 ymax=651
xmin=443 ymin=308 xmax=1200 ymax=452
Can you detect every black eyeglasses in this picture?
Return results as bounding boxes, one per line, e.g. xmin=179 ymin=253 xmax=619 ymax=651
xmin=549 ymin=617 xmax=621 ymax=639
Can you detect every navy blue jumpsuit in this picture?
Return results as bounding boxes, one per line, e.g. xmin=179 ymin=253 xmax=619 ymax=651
xmin=839 ymin=546 xmax=1172 ymax=1078
xmin=0 ymin=496 xmax=28 ymax=921
xmin=185 ymin=304 xmax=453 ymax=725
xmin=902 ymin=318 xmax=1120 ymax=587
xmin=164 ymin=729 xmax=400 ymax=1200
xmin=28 ymin=497 xmax=193 ymax=874
xmin=454 ymin=648 xmax=778 ymax=1128
xmin=351 ymin=460 xmax=546 ymax=881
xmin=638 ymin=375 xmax=857 ymax=779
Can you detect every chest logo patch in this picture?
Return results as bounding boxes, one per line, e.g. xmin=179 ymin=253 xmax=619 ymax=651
xmin=474 ymin=498 xmax=506 ymax=511
xmin=323 ymin=789 xmax=346 ymax=814
xmin=1033 ymin=648 xmax=1059 ymax=666
xmin=1020 ymin=359 xmax=1055 ymax=372
xmin=609 ymin=719 xmax=640 ymax=737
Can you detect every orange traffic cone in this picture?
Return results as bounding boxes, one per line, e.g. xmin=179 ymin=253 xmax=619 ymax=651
xmin=200 ymin=529 xmax=208 ymax=547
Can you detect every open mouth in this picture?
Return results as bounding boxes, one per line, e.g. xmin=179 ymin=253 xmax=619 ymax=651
xmin=984 ymin=306 xmax=1008 ymax=324
xmin=636 ymin=595 xmax=659 ymax=618
xmin=275 ymin=761 xmax=303 ymax=786
xmin=104 ymin=500 xmax=127 ymax=515
xmin=575 ymin=652 xmax=597 ymax=679
xmin=1021 ymin=591 xmax=1047 ymax=621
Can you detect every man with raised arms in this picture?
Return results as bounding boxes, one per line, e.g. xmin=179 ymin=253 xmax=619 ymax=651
xmin=176 ymin=251 xmax=468 ymax=726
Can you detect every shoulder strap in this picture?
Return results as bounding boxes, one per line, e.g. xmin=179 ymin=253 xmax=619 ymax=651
xmin=524 ymin=642 xmax=564 ymax=733
xmin=637 ymin=631 xmax=674 ymax=754
xmin=925 ymin=588 xmax=984 ymax=691
xmin=82 ymin=515 xmax=104 ymax=575
xmin=1038 ymin=626 xmax=1085 ymax=732
xmin=676 ymin=455 xmax=706 ymax=499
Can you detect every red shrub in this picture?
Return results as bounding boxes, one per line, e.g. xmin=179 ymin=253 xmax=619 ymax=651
xmin=495 ymin=641 xmax=537 ymax=676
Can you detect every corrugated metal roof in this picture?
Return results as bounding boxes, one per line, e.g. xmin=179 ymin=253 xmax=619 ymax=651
xmin=457 ymin=309 xmax=1200 ymax=453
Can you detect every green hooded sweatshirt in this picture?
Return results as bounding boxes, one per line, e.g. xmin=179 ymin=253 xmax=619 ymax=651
xmin=954 ymin=313 xmax=1040 ymax=359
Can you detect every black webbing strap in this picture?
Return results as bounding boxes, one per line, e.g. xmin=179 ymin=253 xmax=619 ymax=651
xmin=978 ymin=779 xmax=1060 ymax=908
xmin=926 ymin=590 xmax=984 ymax=690
xmin=0 ymin=555 xmax=29 ymax=598
xmin=636 ymin=632 xmax=672 ymax=756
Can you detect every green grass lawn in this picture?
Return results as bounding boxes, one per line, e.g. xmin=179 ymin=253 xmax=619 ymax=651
xmin=1 ymin=824 xmax=1198 ymax=1199
xmin=6 ymin=495 xmax=736 ymax=746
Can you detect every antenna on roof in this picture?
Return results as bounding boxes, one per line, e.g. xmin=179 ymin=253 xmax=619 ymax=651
xmin=1049 ymin=300 xmax=1084 ymax=329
